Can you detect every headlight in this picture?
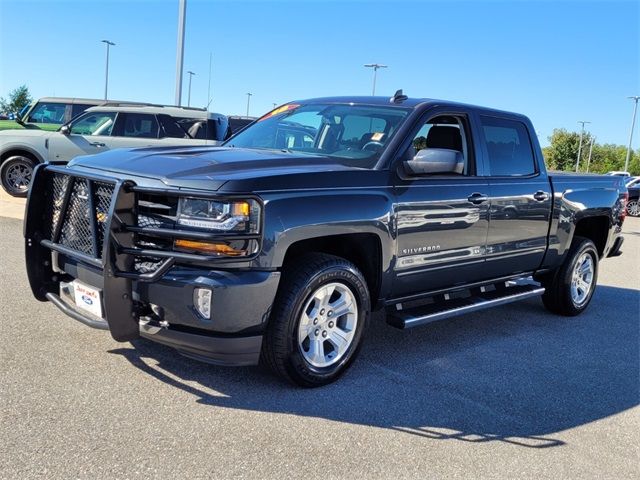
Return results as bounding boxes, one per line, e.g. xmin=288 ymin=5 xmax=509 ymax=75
xmin=177 ymin=197 xmax=260 ymax=233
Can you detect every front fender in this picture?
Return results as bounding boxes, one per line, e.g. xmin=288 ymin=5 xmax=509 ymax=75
xmin=256 ymin=188 xmax=395 ymax=285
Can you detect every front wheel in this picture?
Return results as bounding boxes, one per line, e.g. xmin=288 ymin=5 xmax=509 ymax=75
xmin=541 ymin=236 xmax=599 ymax=316
xmin=261 ymin=253 xmax=370 ymax=387
xmin=1 ymin=155 xmax=36 ymax=197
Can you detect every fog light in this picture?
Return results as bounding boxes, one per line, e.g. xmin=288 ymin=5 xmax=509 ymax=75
xmin=193 ymin=288 xmax=212 ymax=319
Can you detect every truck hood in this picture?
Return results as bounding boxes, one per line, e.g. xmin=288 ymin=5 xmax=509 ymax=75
xmin=69 ymin=146 xmax=367 ymax=190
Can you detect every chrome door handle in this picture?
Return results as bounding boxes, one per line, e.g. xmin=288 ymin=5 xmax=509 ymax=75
xmin=90 ymin=142 xmax=106 ymax=147
xmin=533 ymin=191 xmax=549 ymax=202
xmin=467 ymin=193 xmax=489 ymax=204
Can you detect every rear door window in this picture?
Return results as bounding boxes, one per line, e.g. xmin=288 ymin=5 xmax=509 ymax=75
xmin=480 ymin=116 xmax=536 ymax=176
xmin=118 ymin=113 xmax=160 ymax=139
xmin=71 ymin=104 xmax=96 ymax=120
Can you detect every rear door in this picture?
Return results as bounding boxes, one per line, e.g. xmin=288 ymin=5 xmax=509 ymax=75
xmin=391 ymin=108 xmax=490 ymax=297
xmin=478 ymin=114 xmax=552 ymax=276
xmin=107 ymin=112 xmax=162 ymax=149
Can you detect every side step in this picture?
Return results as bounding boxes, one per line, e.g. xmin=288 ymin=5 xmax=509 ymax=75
xmin=387 ymin=284 xmax=545 ymax=329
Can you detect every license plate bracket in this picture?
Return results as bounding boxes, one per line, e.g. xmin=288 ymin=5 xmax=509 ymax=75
xmin=72 ymin=280 xmax=103 ymax=318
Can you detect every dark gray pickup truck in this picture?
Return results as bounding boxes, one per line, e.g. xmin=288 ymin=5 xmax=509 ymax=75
xmin=25 ymin=93 xmax=628 ymax=386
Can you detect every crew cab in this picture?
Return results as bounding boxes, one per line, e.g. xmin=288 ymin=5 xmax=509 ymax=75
xmin=24 ymin=93 xmax=627 ymax=387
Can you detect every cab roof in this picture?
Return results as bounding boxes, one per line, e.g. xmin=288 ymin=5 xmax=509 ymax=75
xmin=292 ymin=95 xmax=528 ymax=120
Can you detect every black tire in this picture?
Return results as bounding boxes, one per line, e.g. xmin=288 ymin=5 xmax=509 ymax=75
xmin=1 ymin=155 xmax=36 ymax=197
xmin=261 ymin=253 xmax=370 ymax=387
xmin=626 ymin=198 xmax=639 ymax=217
xmin=540 ymin=236 xmax=599 ymax=316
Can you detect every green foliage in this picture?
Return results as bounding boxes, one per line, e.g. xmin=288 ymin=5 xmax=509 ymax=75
xmin=542 ymin=128 xmax=639 ymax=175
xmin=0 ymin=85 xmax=32 ymax=114
xmin=413 ymin=136 xmax=428 ymax=151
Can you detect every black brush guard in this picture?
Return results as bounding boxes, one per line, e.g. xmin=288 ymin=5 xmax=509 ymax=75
xmin=24 ymin=164 xmax=260 ymax=342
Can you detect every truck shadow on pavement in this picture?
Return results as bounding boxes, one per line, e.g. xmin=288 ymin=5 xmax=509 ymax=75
xmin=109 ymin=285 xmax=639 ymax=449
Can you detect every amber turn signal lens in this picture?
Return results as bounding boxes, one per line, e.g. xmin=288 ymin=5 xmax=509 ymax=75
xmin=232 ymin=201 xmax=250 ymax=217
xmin=174 ymin=239 xmax=246 ymax=256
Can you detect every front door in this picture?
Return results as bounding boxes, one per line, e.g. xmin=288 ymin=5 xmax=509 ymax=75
xmin=48 ymin=111 xmax=118 ymax=162
xmin=392 ymin=111 xmax=490 ymax=297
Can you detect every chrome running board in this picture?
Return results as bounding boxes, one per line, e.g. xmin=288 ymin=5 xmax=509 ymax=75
xmin=387 ymin=284 xmax=545 ymax=329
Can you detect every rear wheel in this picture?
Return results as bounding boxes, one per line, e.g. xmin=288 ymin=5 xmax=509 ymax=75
xmin=1 ymin=155 xmax=36 ymax=197
xmin=261 ymin=253 xmax=370 ymax=387
xmin=627 ymin=198 xmax=639 ymax=217
xmin=540 ymin=236 xmax=599 ymax=316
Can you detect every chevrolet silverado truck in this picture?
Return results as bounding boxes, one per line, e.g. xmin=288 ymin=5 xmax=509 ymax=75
xmin=24 ymin=93 xmax=628 ymax=387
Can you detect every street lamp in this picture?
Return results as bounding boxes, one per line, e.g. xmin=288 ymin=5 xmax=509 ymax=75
xmin=576 ymin=120 xmax=591 ymax=172
xmin=246 ymin=93 xmax=253 ymax=116
xmin=364 ymin=63 xmax=387 ymax=96
xmin=624 ymin=96 xmax=640 ymax=172
xmin=187 ymin=71 xmax=196 ymax=107
xmin=101 ymin=40 xmax=115 ymax=100
xmin=174 ymin=0 xmax=187 ymax=106
xmin=587 ymin=136 xmax=595 ymax=173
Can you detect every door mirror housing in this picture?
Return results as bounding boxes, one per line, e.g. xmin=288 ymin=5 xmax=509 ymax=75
xmin=404 ymin=148 xmax=464 ymax=175
xmin=59 ymin=125 xmax=70 ymax=135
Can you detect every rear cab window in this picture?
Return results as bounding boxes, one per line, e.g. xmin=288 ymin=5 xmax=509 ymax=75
xmin=480 ymin=115 xmax=536 ymax=176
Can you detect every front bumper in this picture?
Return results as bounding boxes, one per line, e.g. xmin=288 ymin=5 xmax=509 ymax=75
xmin=24 ymin=164 xmax=278 ymax=366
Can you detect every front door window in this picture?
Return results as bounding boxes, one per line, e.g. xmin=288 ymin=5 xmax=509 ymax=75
xmin=70 ymin=112 xmax=116 ymax=136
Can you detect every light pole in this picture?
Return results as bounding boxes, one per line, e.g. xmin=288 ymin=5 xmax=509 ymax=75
xmin=186 ymin=71 xmax=196 ymax=107
xmin=576 ymin=120 xmax=591 ymax=172
xmin=364 ymin=63 xmax=387 ymax=96
xmin=101 ymin=40 xmax=115 ymax=100
xmin=624 ymin=96 xmax=640 ymax=172
xmin=246 ymin=93 xmax=253 ymax=117
xmin=586 ymin=136 xmax=595 ymax=173
xmin=174 ymin=0 xmax=187 ymax=106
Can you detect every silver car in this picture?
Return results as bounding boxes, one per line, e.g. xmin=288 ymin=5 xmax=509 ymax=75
xmin=0 ymin=103 xmax=230 ymax=196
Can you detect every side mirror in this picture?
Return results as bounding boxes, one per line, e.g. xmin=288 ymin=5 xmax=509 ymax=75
xmin=59 ymin=125 xmax=70 ymax=135
xmin=404 ymin=148 xmax=464 ymax=175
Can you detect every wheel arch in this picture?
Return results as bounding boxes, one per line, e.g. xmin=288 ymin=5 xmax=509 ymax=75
xmin=572 ymin=215 xmax=610 ymax=258
xmin=281 ymin=233 xmax=385 ymax=307
xmin=0 ymin=147 xmax=45 ymax=165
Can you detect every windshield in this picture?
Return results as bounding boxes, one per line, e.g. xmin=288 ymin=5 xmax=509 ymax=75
xmin=223 ymin=103 xmax=411 ymax=167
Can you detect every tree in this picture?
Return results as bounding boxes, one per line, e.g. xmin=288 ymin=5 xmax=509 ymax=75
xmin=542 ymin=128 xmax=593 ymax=172
xmin=0 ymin=85 xmax=32 ymax=114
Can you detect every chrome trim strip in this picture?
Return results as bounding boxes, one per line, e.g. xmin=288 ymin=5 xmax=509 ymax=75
xmin=395 ymin=245 xmax=484 ymax=271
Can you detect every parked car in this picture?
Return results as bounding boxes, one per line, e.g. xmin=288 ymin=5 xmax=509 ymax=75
xmin=606 ymin=171 xmax=631 ymax=177
xmin=626 ymin=177 xmax=640 ymax=216
xmin=14 ymin=97 xmax=106 ymax=131
xmin=227 ymin=115 xmax=256 ymax=135
xmin=24 ymin=93 xmax=627 ymax=387
xmin=0 ymin=103 xmax=229 ymax=196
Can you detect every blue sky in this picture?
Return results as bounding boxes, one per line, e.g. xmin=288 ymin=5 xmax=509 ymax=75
xmin=1 ymin=0 xmax=638 ymax=147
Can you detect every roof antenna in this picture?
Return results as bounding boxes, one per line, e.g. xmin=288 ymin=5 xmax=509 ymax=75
xmin=390 ymin=89 xmax=408 ymax=104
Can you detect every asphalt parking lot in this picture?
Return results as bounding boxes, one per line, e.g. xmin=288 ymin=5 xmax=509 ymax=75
xmin=1 ymin=198 xmax=638 ymax=479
